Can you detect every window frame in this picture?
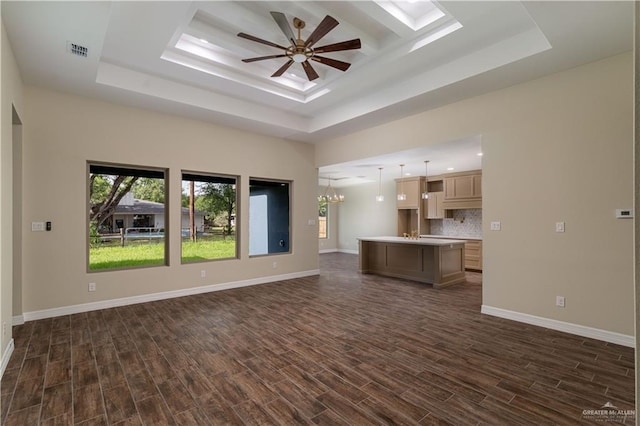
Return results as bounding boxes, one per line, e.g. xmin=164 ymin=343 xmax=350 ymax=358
xmin=248 ymin=177 xmax=292 ymax=257
xmin=318 ymin=199 xmax=328 ymax=239
xmin=180 ymin=170 xmax=240 ymax=264
xmin=87 ymin=161 xmax=169 ymax=273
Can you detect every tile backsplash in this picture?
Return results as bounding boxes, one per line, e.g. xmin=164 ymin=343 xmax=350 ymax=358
xmin=429 ymin=208 xmax=482 ymax=238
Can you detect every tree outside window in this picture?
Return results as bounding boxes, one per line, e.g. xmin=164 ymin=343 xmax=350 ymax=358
xmin=88 ymin=163 xmax=168 ymax=271
xmin=318 ymin=199 xmax=328 ymax=239
xmin=181 ymin=172 xmax=238 ymax=263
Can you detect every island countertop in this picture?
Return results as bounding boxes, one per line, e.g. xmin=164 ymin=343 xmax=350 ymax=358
xmin=419 ymin=234 xmax=482 ymax=241
xmin=358 ymin=236 xmax=467 ymax=246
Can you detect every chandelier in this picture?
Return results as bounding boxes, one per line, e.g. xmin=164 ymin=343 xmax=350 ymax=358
xmin=318 ymin=177 xmax=345 ymax=203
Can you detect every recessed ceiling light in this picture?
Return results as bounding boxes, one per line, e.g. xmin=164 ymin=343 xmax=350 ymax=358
xmin=199 ymin=39 xmax=209 ymax=44
xmin=477 ymin=152 xmax=483 ymax=156
xmin=447 ymin=167 xmax=454 ymax=171
xmin=405 ymin=173 xmax=411 ymax=176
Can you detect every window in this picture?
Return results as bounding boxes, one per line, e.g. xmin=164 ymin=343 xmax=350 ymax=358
xmin=318 ymin=199 xmax=328 ymax=239
xmin=249 ymin=178 xmax=291 ymax=256
xmin=181 ymin=172 xmax=238 ymax=262
xmin=88 ymin=163 xmax=168 ymax=271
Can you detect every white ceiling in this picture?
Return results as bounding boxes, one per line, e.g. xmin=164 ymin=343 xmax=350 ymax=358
xmin=320 ymin=135 xmax=483 ymax=187
xmin=1 ymin=1 xmax=633 ymax=185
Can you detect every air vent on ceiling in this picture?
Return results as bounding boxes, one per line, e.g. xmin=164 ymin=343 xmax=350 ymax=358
xmin=67 ymin=42 xmax=88 ymax=58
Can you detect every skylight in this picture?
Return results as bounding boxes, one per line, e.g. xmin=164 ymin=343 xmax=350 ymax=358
xmin=375 ymin=0 xmax=445 ymax=31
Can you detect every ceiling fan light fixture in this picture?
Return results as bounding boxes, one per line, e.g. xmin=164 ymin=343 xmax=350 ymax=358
xmin=292 ymin=53 xmax=307 ymax=63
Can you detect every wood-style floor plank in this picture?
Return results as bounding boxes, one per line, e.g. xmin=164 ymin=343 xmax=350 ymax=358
xmin=1 ymin=253 xmax=635 ymax=424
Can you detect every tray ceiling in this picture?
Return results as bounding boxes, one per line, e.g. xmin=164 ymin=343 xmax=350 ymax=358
xmin=1 ymin=1 xmax=633 ymax=143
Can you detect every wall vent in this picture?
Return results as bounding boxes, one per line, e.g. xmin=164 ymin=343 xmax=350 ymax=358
xmin=67 ymin=42 xmax=88 ymax=58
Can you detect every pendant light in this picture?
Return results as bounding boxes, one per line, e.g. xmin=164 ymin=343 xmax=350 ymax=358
xmin=421 ymin=160 xmax=430 ymax=200
xmin=376 ymin=167 xmax=384 ymax=202
xmin=318 ymin=177 xmax=345 ymax=204
xmin=397 ymin=164 xmax=407 ymax=201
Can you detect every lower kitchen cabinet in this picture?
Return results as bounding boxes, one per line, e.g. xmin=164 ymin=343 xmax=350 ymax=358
xmin=465 ymin=240 xmax=482 ymax=271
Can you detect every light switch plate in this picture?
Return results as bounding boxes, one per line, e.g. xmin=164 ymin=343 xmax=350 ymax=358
xmin=31 ymin=222 xmax=45 ymax=232
xmin=555 ymin=222 xmax=565 ymax=233
xmin=615 ymin=209 xmax=633 ymax=219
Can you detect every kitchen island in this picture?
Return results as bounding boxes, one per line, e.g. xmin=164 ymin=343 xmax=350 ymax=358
xmin=358 ymin=236 xmax=466 ymax=288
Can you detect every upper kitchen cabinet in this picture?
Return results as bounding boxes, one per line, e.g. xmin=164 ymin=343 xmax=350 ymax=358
xmin=426 ymin=192 xmax=445 ymax=219
xmin=443 ymin=170 xmax=482 ymax=209
xmin=424 ymin=179 xmax=445 ymax=219
xmin=395 ymin=177 xmax=424 ymax=209
xmin=444 ymin=172 xmax=481 ymax=199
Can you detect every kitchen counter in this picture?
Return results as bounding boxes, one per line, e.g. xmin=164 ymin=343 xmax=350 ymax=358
xmin=419 ymin=234 xmax=482 ymax=241
xmin=359 ymin=236 xmax=467 ymax=245
xmin=358 ymin=236 xmax=466 ymax=288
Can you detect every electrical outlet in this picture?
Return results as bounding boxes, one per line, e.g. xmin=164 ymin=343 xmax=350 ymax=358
xmin=490 ymin=221 xmax=501 ymax=231
xmin=200 ymin=270 xmax=206 ymax=278
xmin=272 ymin=261 xmax=277 ymax=269
xmin=88 ymin=282 xmax=96 ymax=292
xmin=555 ymin=222 xmax=565 ymax=233
xmin=556 ymin=296 xmax=565 ymax=307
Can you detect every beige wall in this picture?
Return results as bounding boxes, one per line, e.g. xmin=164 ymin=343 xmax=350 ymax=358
xmin=20 ymin=87 xmax=318 ymax=314
xmin=1 ymin=18 xmax=24 ymax=360
xmin=316 ymin=52 xmax=634 ymax=336
xmin=336 ymin=180 xmax=397 ymax=253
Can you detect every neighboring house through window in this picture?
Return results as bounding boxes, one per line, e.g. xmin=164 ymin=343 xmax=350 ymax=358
xmin=88 ymin=162 xmax=168 ymax=271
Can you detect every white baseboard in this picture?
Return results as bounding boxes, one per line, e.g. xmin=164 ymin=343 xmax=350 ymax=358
xmin=481 ymin=305 xmax=634 ymax=347
xmin=319 ymin=249 xmax=338 ymax=254
xmin=23 ymin=269 xmax=319 ymax=322
xmin=1 ymin=339 xmax=14 ymax=379
xmin=338 ymin=249 xmax=358 ymax=255
xmin=12 ymin=315 xmax=24 ymax=326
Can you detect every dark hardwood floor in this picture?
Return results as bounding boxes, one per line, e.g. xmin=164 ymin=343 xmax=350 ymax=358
xmin=1 ymin=252 xmax=635 ymax=425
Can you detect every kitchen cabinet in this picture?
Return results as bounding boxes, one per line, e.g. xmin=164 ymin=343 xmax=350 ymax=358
xmin=396 ymin=176 xmax=429 ymax=236
xmin=464 ymin=240 xmax=482 ymax=271
xmin=359 ymin=237 xmax=467 ymax=288
xmin=444 ymin=173 xmax=481 ymax=200
xmin=395 ymin=177 xmax=422 ymax=209
xmin=425 ymin=191 xmax=445 ymax=219
xmin=442 ymin=171 xmax=482 ymax=209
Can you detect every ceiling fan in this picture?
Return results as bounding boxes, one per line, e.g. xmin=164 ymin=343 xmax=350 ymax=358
xmin=237 ymin=11 xmax=361 ymax=81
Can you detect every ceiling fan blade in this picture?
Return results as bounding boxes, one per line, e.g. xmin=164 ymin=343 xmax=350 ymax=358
xmin=301 ymin=61 xmax=319 ymax=81
xmin=242 ymin=54 xmax=287 ymax=63
xmin=310 ymin=56 xmax=351 ymax=72
xmin=237 ymin=32 xmax=287 ymax=50
xmin=313 ymin=39 xmax=361 ymax=54
xmin=272 ymin=59 xmax=294 ymax=77
xmin=304 ymin=15 xmax=339 ymax=48
xmin=270 ymin=11 xmax=296 ymax=45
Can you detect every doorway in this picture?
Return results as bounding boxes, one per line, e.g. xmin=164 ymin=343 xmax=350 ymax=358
xmin=12 ymin=105 xmax=23 ymax=323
